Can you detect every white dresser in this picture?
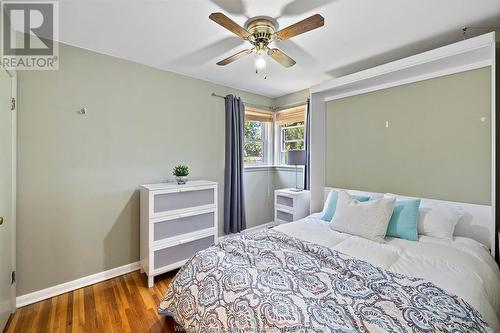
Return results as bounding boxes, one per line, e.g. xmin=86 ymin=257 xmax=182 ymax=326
xmin=274 ymin=189 xmax=311 ymax=224
xmin=140 ymin=180 xmax=218 ymax=287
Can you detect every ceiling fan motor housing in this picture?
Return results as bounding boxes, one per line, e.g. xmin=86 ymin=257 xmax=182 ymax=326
xmin=246 ymin=18 xmax=277 ymax=48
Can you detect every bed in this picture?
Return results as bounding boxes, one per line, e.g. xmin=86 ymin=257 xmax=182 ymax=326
xmin=158 ymin=189 xmax=500 ymax=332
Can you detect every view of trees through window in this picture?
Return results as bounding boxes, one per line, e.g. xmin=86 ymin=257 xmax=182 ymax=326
xmin=281 ymin=121 xmax=305 ymax=164
xmin=282 ymin=122 xmax=305 ymax=150
xmin=244 ymin=120 xmax=264 ymax=163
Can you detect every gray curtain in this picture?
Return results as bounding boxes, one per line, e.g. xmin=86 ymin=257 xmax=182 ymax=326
xmin=304 ymin=98 xmax=311 ymax=190
xmin=224 ymin=95 xmax=246 ymax=234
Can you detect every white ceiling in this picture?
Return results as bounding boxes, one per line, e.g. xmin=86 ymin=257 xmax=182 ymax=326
xmin=36 ymin=0 xmax=500 ymax=97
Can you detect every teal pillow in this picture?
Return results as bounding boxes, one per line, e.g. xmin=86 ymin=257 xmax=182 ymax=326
xmin=321 ymin=191 xmax=370 ymax=222
xmin=386 ymin=199 xmax=421 ymax=241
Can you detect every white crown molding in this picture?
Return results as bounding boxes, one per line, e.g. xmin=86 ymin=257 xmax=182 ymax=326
xmin=323 ymin=60 xmax=491 ymax=102
xmin=16 ymin=262 xmax=140 ymax=308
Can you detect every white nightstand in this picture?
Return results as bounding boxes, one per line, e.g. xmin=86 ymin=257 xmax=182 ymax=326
xmin=274 ymin=189 xmax=311 ymax=224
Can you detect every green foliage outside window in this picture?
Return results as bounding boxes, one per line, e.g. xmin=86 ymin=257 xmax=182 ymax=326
xmin=244 ymin=120 xmax=264 ymax=163
xmin=282 ymin=122 xmax=305 ymax=151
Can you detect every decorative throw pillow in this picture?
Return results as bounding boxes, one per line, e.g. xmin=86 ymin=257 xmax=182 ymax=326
xmin=418 ymin=205 xmax=464 ymax=240
xmin=321 ymin=190 xmax=370 ymax=222
xmin=331 ymin=191 xmax=395 ymax=242
xmin=385 ymin=199 xmax=421 ymax=241
xmin=385 ymin=193 xmax=464 ymax=240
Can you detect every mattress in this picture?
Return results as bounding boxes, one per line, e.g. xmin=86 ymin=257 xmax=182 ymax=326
xmin=274 ymin=213 xmax=500 ymax=332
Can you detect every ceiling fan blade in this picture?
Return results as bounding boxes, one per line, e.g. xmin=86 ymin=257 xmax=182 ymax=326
xmin=274 ymin=14 xmax=324 ymax=40
xmin=217 ymin=48 xmax=254 ymax=65
xmin=267 ymin=48 xmax=296 ymax=67
xmin=209 ymin=12 xmax=251 ymax=39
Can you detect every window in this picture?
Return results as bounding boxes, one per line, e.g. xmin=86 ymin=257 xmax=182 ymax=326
xmin=244 ymin=107 xmax=272 ymax=164
xmin=244 ymin=120 xmax=266 ymax=164
xmin=280 ymin=121 xmax=305 ymax=163
xmin=275 ymin=105 xmax=306 ymax=165
xmin=242 ymin=105 xmax=306 ymax=166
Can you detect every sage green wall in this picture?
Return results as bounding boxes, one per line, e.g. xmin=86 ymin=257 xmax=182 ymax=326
xmin=326 ymin=68 xmax=491 ymax=205
xmin=273 ymin=89 xmax=309 ymax=109
xmin=244 ymin=168 xmax=304 ymax=228
xmin=243 ymin=169 xmax=274 ymax=228
xmin=274 ymin=168 xmax=304 ymax=191
xmin=17 ymin=41 xmax=273 ymax=295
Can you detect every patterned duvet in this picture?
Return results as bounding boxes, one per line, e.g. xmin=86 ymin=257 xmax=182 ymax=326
xmin=158 ymin=230 xmax=492 ymax=332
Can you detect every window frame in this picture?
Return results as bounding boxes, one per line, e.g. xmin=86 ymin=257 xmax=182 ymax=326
xmin=280 ymin=123 xmax=305 ymax=153
xmin=243 ymin=119 xmax=271 ymax=165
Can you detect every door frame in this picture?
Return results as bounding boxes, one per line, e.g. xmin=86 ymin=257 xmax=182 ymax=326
xmin=4 ymin=68 xmax=16 ymax=313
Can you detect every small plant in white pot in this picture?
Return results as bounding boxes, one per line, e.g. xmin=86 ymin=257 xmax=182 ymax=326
xmin=173 ymin=164 xmax=189 ymax=184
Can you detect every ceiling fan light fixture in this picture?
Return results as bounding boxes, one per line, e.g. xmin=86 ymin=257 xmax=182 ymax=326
xmin=255 ymin=55 xmax=266 ymax=70
xmin=255 ymin=49 xmax=267 ymax=71
xmin=255 ymin=50 xmax=267 ymax=79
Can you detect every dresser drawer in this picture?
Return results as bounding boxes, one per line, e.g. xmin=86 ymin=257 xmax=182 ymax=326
xmin=276 ymin=194 xmax=294 ymax=209
xmin=276 ymin=209 xmax=294 ymax=222
xmin=153 ymin=188 xmax=214 ymax=215
xmin=153 ymin=235 xmax=214 ymax=270
xmin=153 ymin=211 xmax=214 ymax=241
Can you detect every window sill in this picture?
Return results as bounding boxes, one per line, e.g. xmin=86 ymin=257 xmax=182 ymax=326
xmin=244 ymin=165 xmax=305 ymax=172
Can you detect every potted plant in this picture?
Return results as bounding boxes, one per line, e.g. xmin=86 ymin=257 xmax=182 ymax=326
xmin=173 ymin=164 xmax=189 ymax=184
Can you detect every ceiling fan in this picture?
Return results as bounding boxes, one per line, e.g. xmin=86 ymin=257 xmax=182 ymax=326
xmin=209 ymin=12 xmax=324 ymax=70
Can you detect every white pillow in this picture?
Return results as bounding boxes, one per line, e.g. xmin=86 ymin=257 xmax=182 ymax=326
xmin=385 ymin=193 xmax=417 ymax=200
xmin=417 ymin=205 xmax=464 ymax=240
xmin=385 ymin=193 xmax=464 ymax=240
xmin=331 ymin=191 xmax=395 ymax=243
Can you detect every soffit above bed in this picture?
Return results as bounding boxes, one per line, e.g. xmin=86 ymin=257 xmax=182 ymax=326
xmin=311 ymin=32 xmax=496 ymax=99
xmin=11 ymin=0 xmax=500 ymax=98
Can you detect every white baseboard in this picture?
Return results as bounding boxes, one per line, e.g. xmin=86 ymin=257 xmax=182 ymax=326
xmin=16 ymin=261 xmax=140 ymax=308
xmin=218 ymin=221 xmax=277 ymax=241
xmin=244 ymin=221 xmax=276 ymax=232
xmin=16 ymin=221 xmax=277 ymax=308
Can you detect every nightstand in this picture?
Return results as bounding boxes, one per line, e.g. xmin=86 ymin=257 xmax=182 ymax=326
xmin=274 ymin=189 xmax=311 ymax=224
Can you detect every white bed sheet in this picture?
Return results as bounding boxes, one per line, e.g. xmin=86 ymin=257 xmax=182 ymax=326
xmin=274 ymin=213 xmax=500 ymax=332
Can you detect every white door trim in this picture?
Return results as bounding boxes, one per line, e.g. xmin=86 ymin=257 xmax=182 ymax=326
xmin=7 ymin=70 xmax=16 ymax=315
xmin=2 ymin=69 xmax=16 ymax=316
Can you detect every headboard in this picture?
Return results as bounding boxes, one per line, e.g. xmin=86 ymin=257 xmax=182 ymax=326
xmin=324 ymin=187 xmax=495 ymax=255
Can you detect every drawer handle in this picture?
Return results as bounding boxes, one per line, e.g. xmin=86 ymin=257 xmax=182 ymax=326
xmin=179 ymin=237 xmax=196 ymax=245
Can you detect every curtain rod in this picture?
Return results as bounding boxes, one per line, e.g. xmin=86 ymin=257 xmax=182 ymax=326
xmin=211 ymin=93 xmax=275 ymax=110
xmin=211 ymin=92 xmax=307 ymax=111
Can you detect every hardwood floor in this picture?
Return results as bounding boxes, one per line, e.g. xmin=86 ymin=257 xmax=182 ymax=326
xmin=5 ymin=270 xmax=182 ymax=333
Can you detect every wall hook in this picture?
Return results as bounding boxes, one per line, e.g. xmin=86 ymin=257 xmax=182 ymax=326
xmin=78 ymin=107 xmax=87 ymax=115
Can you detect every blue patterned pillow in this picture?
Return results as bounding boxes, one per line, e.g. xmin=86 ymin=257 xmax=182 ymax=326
xmin=385 ymin=199 xmax=421 ymax=241
xmin=321 ymin=190 xmax=370 ymax=222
